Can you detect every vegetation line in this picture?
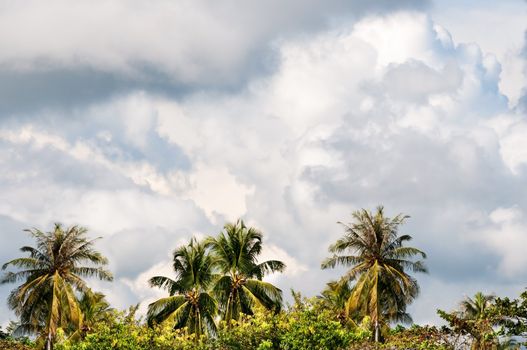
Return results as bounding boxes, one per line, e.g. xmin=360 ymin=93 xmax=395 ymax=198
xmin=1 ymin=208 xmax=526 ymax=349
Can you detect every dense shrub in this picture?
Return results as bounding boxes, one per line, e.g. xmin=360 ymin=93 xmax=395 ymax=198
xmin=53 ymin=302 xmax=372 ymax=350
xmin=382 ymin=325 xmax=454 ymax=350
xmin=0 ymin=327 xmax=35 ymax=350
xmin=280 ymin=308 xmax=367 ymax=350
xmin=211 ymin=312 xmax=284 ymax=349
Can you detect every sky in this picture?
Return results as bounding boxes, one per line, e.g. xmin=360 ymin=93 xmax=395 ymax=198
xmin=0 ymin=0 xmax=526 ymax=326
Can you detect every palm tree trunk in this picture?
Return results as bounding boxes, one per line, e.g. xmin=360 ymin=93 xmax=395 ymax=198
xmin=46 ymin=330 xmax=53 ymax=350
xmin=374 ymin=320 xmax=380 ymax=343
xmin=196 ymin=308 xmax=201 ymax=342
xmin=373 ymin=264 xmax=380 ymax=343
xmin=225 ymin=296 xmax=231 ymax=327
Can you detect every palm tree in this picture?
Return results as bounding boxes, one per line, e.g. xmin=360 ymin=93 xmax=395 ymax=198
xmin=205 ymin=219 xmax=286 ymax=324
xmin=459 ymin=292 xmax=495 ymax=320
xmin=0 ymin=223 xmax=112 ymax=350
xmin=77 ymin=290 xmax=113 ymax=335
xmin=147 ymin=238 xmax=217 ymax=337
xmin=318 ymin=280 xmax=353 ymax=324
xmin=321 ymin=206 xmax=427 ymax=342
xmin=459 ymin=292 xmax=497 ymax=350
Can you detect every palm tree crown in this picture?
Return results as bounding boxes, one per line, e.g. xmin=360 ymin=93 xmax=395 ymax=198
xmin=147 ymin=238 xmax=217 ymax=337
xmin=321 ymin=206 xmax=427 ymax=339
xmin=318 ymin=280 xmax=353 ymax=324
xmin=206 ymin=219 xmax=286 ymax=323
xmin=78 ymin=289 xmax=113 ymax=334
xmin=0 ymin=223 xmax=112 ymax=349
xmin=459 ymin=292 xmax=495 ymax=320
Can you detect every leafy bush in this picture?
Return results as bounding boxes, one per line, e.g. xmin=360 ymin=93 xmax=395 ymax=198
xmin=382 ymin=325 xmax=454 ymax=350
xmin=211 ymin=312 xmax=284 ymax=349
xmin=0 ymin=327 xmax=35 ymax=350
xmin=280 ymin=308 xmax=365 ymax=350
xmin=54 ymin=301 xmax=374 ymax=350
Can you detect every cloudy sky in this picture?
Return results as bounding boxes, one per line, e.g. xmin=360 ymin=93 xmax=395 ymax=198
xmin=0 ymin=0 xmax=526 ymax=326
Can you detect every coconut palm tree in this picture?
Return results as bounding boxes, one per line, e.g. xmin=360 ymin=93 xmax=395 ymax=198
xmin=459 ymin=292 xmax=498 ymax=350
xmin=205 ymin=219 xmax=286 ymax=324
xmin=318 ymin=280 xmax=353 ymax=324
xmin=0 ymin=223 xmax=112 ymax=350
xmin=78 ymin=290 xmax=113 ymax=335
xmin=321 ymin=206 xmax=427 ymax=342
xmin=147 ymin=238 xmax=218 ymax=337
xmin=459 ymin=292 xmax=495 ymax=320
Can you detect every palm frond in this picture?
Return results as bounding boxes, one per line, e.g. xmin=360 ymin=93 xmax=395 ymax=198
xmin=147 ymin=295 xmax=187 ymax=326
xmin=244 ymin=279 xmax=283 ymax=312
xmin=252 ymin=260 xmax=286 ymax=279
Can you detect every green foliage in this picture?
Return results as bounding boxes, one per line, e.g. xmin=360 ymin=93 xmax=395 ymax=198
xmin=318 ymin=281 xmax=352 ymax=325
xmin=212 ymin=312 xmax=283 ymax=349
xmin=0 ymin=328 xmax=35 ymax=350
xmin=493 ymin=289 xmax=527 ymax=339
xmin=436 ymin=291 xmax=524 ymax=349
xmin=279 ymin=292 xmax=370 ymax=350
xmin=280 ymin=308 xmax=365 ymax=350
xmin=77 ymin=289 xmax=113 ymax=334
xmin=383 ymin=325 xmax=454 ymax=350
xmin=348 ymin=325 xmax=456 ymax=350
xmin=54 ymin=308 xmax=176 ymax=350
xmin=54 ymin=298 xmax=374 ymax=350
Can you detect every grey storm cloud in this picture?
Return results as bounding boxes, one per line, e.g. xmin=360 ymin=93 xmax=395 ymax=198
xmin=0 ymin=0 xmax=430 ymax=115
xmin=0 ymin=68 xmax=193 ymax=116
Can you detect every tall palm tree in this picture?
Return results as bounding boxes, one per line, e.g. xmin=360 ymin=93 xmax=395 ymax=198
xmin=321 ymin=206 xmax=427 ymax=342
xmin=205 ymin=219 xmax=286 ymax=324
xmin=0 ymin=223 xmax=112 ymax=350
xmin=147 ymin=238 xmax=217 ymax=337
